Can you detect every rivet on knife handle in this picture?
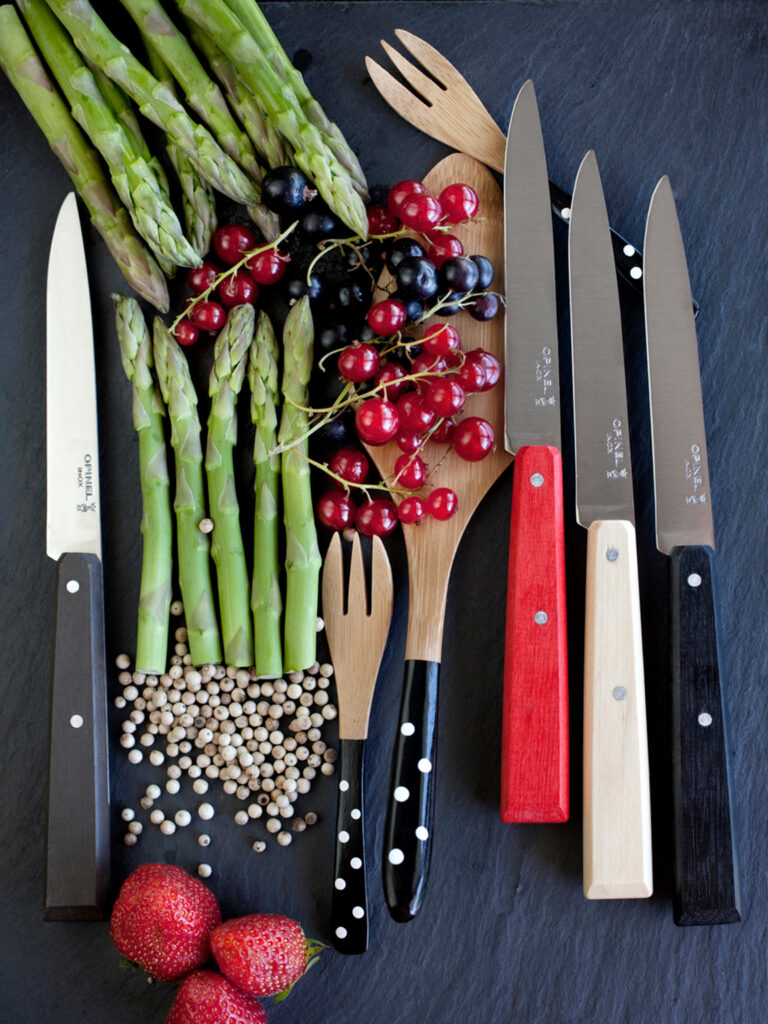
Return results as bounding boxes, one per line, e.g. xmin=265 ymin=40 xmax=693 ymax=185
xmin=500 ymin=445 xmax=569 ymax=822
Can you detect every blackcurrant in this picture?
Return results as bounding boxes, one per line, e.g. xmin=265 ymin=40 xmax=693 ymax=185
xmin=396 ymin=295 xmax=425 ymax=323
xmin=395 ymin=256 xmax=439 ymax=301
xmin=300 ymin=209 xmax=338 ymax=237
xmin=439 ymin=292 xmax=466 ymax=316
xmin=285 ymin=273 xmax=323 ymax=301
xmin=439 ymin=256 xmax=479 ymax=293
xmin=386 ymin=237 xmax=426 ymax=273
xmin=317 ymin=323 xmax=349 ymax=353
xmin=262 ymin=167 xmax=316 ymax=215
xmin=470 ymin=254 xmax=494 ymax=289
xmin=468 ymin=293 xmax=500 ymax=321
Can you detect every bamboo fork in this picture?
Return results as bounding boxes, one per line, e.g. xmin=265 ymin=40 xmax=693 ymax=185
xmin=322 ymin=532 xmax=393 ymax=954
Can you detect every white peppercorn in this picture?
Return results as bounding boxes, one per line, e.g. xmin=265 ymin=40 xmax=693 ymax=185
xmin=277 ymin=831 xmax=292 ymax=847
xmin=198 ymin=834 xmax=210 ymax=847
xmin=124 ymin=833 xmax=138 ymax=846
xmin=140 ymin=796 xmax=154 ymax=810
xmin=192 ymin=778 xmax=209 ymax=795
xmin=149 ymin=809 xmax=165 ymax=825
xmin=174 ymin=810 xmax=192 ymax=827
xmin=128 ymin=821 xmax=143 ymax=836
xmin=197 ymin=863 xmax=212 ymax=878
xmin=252 ymin=840 xmax=267 ymax=853
xmin=166 ymin=780 xmax=180 ymax=796
xmin=149 ymin=750 xmax=165 ymax=766
xmin=265 ymin=818 xmax=281 ymax=834
xmin=127 ymin=749 xmax=143 ymax=764
xmin=198 ymin=803 xmax=214 ymax=820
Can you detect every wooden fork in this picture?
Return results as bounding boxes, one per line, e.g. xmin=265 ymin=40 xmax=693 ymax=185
xmin=322 ymin=532 xmax=393 ymax=954
xmin=366 ymin=29 xmax=649 ymax=299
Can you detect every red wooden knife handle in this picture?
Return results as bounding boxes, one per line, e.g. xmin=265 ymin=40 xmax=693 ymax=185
xmin=500 ymin=445 xmax=569 ymax=822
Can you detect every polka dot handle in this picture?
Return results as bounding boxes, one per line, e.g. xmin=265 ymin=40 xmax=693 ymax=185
xmin=332 ymin=738 xmax=369 ymax=953
xmin=382 ymin=659 xmax=439 ymax=922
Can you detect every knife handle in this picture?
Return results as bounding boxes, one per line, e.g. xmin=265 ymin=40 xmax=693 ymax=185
xmin=671 ymin=546 xmax=740 ymax=925
xmin=382 ymin=659 xmax=438 ymax=922
xmin=332 ymin=739 xmax=369 ymax=954
xmin=582 ymin=520 xmax=652 ymax=899
xmin=45 ymin=552 xmax=110 ymax=920
xmin=501 ymin=445 xmax=569 ymax=822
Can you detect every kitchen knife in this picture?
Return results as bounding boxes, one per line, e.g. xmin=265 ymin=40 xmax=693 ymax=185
xmin=500 ymin=80 xmax=569 ymax=823
xmin=643 ymin=177 xmax=740 ymax=925
xmin=569 ymin=151 xmax=652 ymax=898
xmin=45 ymin=191 xmax=110 ymax=920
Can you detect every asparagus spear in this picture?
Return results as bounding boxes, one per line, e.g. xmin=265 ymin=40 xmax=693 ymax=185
xmin=206 ymin=305 xmax=255 ymax=667
xmin=114 ymin=295 xmax=173 ymax=674
xmin=225 ymin=0 xmax=367 ymax=196
xmin=249 ymin=312 xmax=282 ymax=678
xmin=45 ymin=0 xmax=260 ymax=207
xmin=278 ymin=296 xmax=321 ymax=672
xmin=0 ymin=6 xmax=168 ymax=310
xmin=174 ymin=0 xmax=369 ymax=238
xmin=153 ymin=320 xmax=222 ymax=666
xmin=18 ymin=0 xmax=200 ymax=269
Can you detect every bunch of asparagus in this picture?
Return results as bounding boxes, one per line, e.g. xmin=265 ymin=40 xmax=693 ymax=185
xmin=115 ymin=295 xmax=320 ymax=678
xmin=0 ymin=0 xmax=368 ymax=306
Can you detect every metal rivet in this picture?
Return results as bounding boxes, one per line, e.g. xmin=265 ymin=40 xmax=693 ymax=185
xmin=623 ymin=244 xmax=636 ymax=257
xmin=606 ymin=547 xmax=619 ymax=562
xmin=687 ymin=573 xmax=702 ymax=588
xmin=561 ymin=207 xmax=571 ymax=220
xmin=415 ymin=826 xmax=429 ymax=841
xmin=70 ymin=714 xmax=84 ymax=728
xmin=698 ymin=712 xmax=713 ymax=727
xmin=335 ymin=926 xmax=348 ymax=939
xmin=66 ymin=579 xmax=80 ymax=594
xmin=612 ymin=686 xmax=627 ymax=701
xmin=630 ymin=267 xmax=643 ymax=280
xmin=530 ymin=473 xmax=544 ymax=488
xmin=534 ymin=611 xmax=548 ymax=625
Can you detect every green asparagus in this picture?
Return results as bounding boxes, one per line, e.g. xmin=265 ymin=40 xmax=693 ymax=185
xmin=153 ymin=319 xmax=222 ymax=666
xmin=278 ymin=296 xmax=321 ymax=672
xmin=0 ymin=6 xmax=168 ymax=310
xmin=249 ymin=312 xmax=282 ymax=678
xmin=44 ymin=0 xmax=260 ymax=207
xmin=114 ymin=295 xmax=174 ymax=673
xmin=18 ymin=0 xmax=200 ymax=269
xmin=206 ymin=305 xmax=255 ymax=667
xmin=174 ymin=0 xmax=369 ymax=238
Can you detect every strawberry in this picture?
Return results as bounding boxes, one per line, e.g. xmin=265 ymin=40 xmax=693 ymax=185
xmin=110 ymin=863 xmax=221 ymax=982
xmin=165 ymin=970 xmax=267 ymax=1024
xmin=211 ymin=914 xmax=321 ymax=998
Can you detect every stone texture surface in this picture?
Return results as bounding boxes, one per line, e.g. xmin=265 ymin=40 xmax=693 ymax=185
xmin=0 ymin=2 xmax=766 ymax=1022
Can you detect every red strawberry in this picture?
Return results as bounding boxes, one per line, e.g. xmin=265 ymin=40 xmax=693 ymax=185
xmin=165 ymin=970 xmax=267 ymax=1024
xmin=211 ymin=914 xmax=319 ymax=997
xmin=110 ymin=864 xmax=221 ymax=982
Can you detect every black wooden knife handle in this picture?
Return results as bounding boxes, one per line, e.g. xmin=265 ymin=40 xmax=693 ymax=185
xmin=45 ymin=552 xmax=110 ymax=920
xmin=332 ymin=738 xmax=368 ymax=954
xmin=382 ymin=659 xmax=439 ymax=922
xmin=671 ymin=546 xmax=740 ymax=925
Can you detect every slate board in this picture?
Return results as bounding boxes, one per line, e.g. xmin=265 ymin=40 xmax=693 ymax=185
xmin=1 ymin=2 xmax=766 ymax=1021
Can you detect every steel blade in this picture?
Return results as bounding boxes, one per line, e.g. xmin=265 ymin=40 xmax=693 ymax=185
xmin=643 ymin=177 xmax=714 ymax=554
xmin=503 ymin=80 xmax=561 ymax=452
xmin=569 ymin=151 xmax=634 ymax=527
xmin=46 ymin=193 xmax=101 ymax=561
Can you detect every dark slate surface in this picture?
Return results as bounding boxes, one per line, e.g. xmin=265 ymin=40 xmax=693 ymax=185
xmin=1 ymin=2 xmax=766 ymax=1021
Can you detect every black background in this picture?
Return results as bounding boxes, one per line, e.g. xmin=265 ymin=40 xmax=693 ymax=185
xmin=1 ymin=2 xmax=767 ymax=1022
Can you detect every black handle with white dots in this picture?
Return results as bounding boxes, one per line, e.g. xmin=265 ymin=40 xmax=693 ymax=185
xmin=671 ymin=546 xmax=740 ymax=925
xmin=332 ymin=739 xmax=368 ymax=954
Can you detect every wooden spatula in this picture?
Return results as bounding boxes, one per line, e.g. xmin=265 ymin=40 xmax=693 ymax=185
xmin=322 ymin=532 xmax=393 ymax=953
xmin=367 ymin=153 xmax=510 ymax=920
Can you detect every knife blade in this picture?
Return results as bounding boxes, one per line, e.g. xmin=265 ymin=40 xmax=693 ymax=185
xmin=45 ymin=191 xmax=110 ymax=920
xmin=569 ymin=151 xmax=652 ymax=899
xmin=500 ymin=80 xmax=569 ymax=823
xmin=643 ymin=177 xmax=740 ymax=925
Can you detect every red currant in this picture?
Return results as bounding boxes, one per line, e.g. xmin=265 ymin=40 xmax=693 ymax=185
xmin=456 ymin=357 xmax=488 ymax=393
xmin=186 ymin=260 xmax=220 ymax=295
xmin=367 ymin=204 xmax=399 ymax=235
xmin=328 ymin=448 xmax=369 ymax=485
xmin=338 ymin=343 xmax=380 ymax=383
xmin=355 ymin=397 xmax=399 ymax=445
xmin=411 ymin=352 xmax=447 ymax=388
xmin=246 ymin=247 xmax=290 ymax=284
xmin=173 ymin=318 xmax=199 ymax=347
xmin=427 ymin=233 xmax=464 ymax=268
xmin=399 ymin=193 xmax=443 ymax=232
xmin=316 ymin=490 xmax=356 ymax=531
xmin=464 ymin=349 xmax=501 ymax=391
xmin=191 ymin=300 xmax=226 ymax=332
xmin=394 ymin=453 xmax=426 ymax=490
xmin=425 ymin=379 xmax=466 ymax=417
xmin=213 ymin=223 xmax=257 ymax=265
xmin=219 ymin=271 xmax=258 ymax=307
xmin=438 ymin=183 xmax=479 ymax=224
xmin=387 ymin=179 xmax=426 ymax=218
xmin=427 ymin=487 xmax=458 ymax=520
xmin=397 ymin=392 xmax=436 ymax=434
xmin=453 ymin=416 xmax=495 ymax=461
xmin=398 ymin=496 xmax=426 ymax=524
xmin=422 ymin=323 xmax=460 ymax=357
xmin=366 ymin=298 xmax=407 ymax=336
xmin=431 ymin=417 xmax=455 ymax=443
xmin=374 ymin=362 xmax=408 ymax=400
xmin=396 ymin=432 xmax=421 ymax=454
xmin=356 ymin=498 xmax=399 ymax=537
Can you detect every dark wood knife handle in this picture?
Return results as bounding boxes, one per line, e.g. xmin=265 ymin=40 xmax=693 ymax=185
xmin=671 ymin=546 xmax=740 ymax=925
xmin=45 ymin=552 xmax=110 ymax=920
xmin=332 ymin=738 xmax=368 ymax=954
xmin=382 ymin=659 xmax=439 ymax=922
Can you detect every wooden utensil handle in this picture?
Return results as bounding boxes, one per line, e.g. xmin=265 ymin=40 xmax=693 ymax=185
xmin=671 ymin=546 xmax=740 ymax=925
xmin=45 ymin=552 xmax=110 ymax=920
xmin=500 ymin=445 xmax=569 ymax=822
xmin=331 ymin=739 xmax=369 ymax=953
xmin=382 ymin=659 xmax=438 ymax=922
xmin=582 ymin=520 xmax=652 ymax=899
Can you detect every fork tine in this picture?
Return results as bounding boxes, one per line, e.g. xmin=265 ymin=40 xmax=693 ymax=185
xmin=370 ymin=536 xmax=394 ymax=626
xmin=365 ymin=57 xmax=447 ymax=141
xmin=379 ymin=39 xmax=444 ymax=106
xmin=395 ymin=29 xmax=483 ymax=98
xmin=347 ymin=532 xmax=368 ymax=618
xmin=321 ymin=532 xmax=344 ymax=623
